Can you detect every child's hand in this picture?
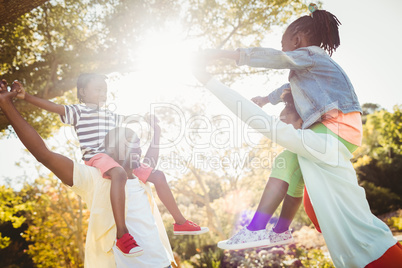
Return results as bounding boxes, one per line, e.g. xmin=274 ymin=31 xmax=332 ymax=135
xmin=0 ymin=79 xmax=8 ymax=93
xmin=10 ymin=81 xmax=26 ymax=99
xmin=251 ymin=96 xmax=269 ymax=107
xmin=0 ymin=79 xmax=18 ymax=105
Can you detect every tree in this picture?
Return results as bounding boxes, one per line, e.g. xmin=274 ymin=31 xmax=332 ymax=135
xmin=23 ymin=174 xmax=88 ymax=267
xmin=0 ymin=0 xmax=49 ymax=26
xmin=0 ymin=0 xmax=179 ymax=137
xmin=0 ymin=185 xmax=35 ymax=267
xmin=184 ymin=0 xmax=305 ymax=82
xmin=0 ymin=136 xmax=89 ymax=267
xmin=354 ymin=105 xmax=402 ymax=215
xmin=361 ymin=103 xmax=382 ymax=124
xmin=0 ymin=0 xmax=305 ymax=136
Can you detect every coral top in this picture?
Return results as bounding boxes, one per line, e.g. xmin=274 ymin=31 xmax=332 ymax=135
xmin=321 ymin=110 xmax=362 ymax=146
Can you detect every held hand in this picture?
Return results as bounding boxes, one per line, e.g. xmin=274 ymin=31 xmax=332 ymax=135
xmin=251 ymin=95 xmax=269 ymax=107
xmin=10 ymin=81 xmax=26 ymax=99
xmin=0 ymin=80 xmax=18 ymax=107
xmin=192 ymin=53 xmax=212 ymax=85
xmin=0 ymin=79 xmax=8 ymax=93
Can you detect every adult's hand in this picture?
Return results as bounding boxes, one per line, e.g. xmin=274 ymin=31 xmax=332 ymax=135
xmin=0 ymin=79 xmax=18 ymax=107
xmin=192 ymin=53 xmax=212 ymax=85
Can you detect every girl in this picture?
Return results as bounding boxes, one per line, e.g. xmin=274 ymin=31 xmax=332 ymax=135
xmin=204 ymin=3 xmax=362 ymax=250
xmin=14 ymin=74 xmax=208 ymax=256
xmin=192 ymin=57 xmax=402 ymax=268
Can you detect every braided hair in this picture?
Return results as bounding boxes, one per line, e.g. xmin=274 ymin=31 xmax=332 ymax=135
xmin=287 ymin=7 xmax=341 ymax=56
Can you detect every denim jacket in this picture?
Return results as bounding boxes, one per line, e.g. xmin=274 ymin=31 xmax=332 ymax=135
xmin=237 ymin=46 xmax=362 ymax=129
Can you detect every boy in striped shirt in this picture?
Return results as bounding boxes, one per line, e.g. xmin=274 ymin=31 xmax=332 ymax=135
xmin=14 ymin=73 xmax=208 ymax=257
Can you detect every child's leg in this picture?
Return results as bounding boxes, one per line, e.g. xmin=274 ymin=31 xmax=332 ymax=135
xmin=106 ymin=166 xmax=129 ymax=238
xmin=134 ymin=164 xmax=208 ymax=235
xmin=147 ymin=170 xmax=186 ymax=224
xmin=86 ymin=153 xmax=143 ymax=255
xmin=273 ymin=194 xmax=303 ymax=233
xmin=273 ymin=156 xmax=304 ymax=233
xmin=85 ymin=153 xmax=129 ymax=238
xmin=247 ymin=177 xmax=289 ymax=231
xmin=248 ymin=150 xmax=301 ymax=231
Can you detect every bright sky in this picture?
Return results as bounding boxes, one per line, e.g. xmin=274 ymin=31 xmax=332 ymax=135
xmin=322 ymin=0 xmax=402 ymax=111
xmin=111 ymin=0 xmax=402 ymax=113
xmin=1 ymin=0 xmax=402 ymax=187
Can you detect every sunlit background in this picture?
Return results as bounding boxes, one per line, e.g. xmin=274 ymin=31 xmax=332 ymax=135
xmin=0 ymin=0 xmax=402 ymax=266
xmin=1 ymin=0 xmax=402 ymax=185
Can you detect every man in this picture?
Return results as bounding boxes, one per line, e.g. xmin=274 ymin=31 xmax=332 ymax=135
xmin=0 ymin=82 xmax=173 ymax=268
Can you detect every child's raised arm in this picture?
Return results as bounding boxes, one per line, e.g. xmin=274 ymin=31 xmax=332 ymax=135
xmin=12 ymin=81 xmax=65 ymax=116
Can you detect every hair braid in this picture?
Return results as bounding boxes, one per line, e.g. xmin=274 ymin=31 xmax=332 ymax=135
xmin=288 ymin=9 xmax=341 ymax=56
xmin=312 ymin=10 xmax=341 ymax=56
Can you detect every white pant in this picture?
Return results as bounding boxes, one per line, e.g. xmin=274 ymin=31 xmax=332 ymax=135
xmin=112 ymin=179 xmax=171 ymax=268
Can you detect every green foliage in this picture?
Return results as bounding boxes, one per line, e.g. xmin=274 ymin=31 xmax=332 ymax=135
xmin=301 ymin=248 xmax=334 ymax=268
xmin=359 ymin=181 xmax=401 ymax=215
xmin=0 ymin=186 xmax=28 ymax=230
xmin=361 ymin=106 xmax=402 ymax=160
xmin=0 ymin=235 xmax=10 ymax=249
xmin=22 ymin=174 xmax=88 ymax=268
xmin=185 ymin=0 xmax=305 ymax=48
xmin=0 ymin=0 xmax=307 ymax=137
xmin=0 ymin=0 xmax=180 ymax=137
xmin=0 ymin=184 xmax=36 ymax=267
xmin=361 ymin=103 xmax=381 ymax=124
xmin=388 ymin=217 xmax=402 ymax=231
xmin=184 ymin=0 xmax=306 ymax=84
xmin=354 ymin=105 xmax=402 ymax=215
xmin=189 ymin=248 xmax=223 ymax=268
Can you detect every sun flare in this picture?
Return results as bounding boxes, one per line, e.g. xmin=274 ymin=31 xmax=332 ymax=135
xmin=108 ymin=22 xmax=205 ymax=117
xmin=133 ymin=23 xmax=197 ymax=81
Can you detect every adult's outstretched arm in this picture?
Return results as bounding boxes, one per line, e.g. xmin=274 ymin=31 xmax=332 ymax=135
xmin=196 ymin=76 xmax=344 ymax=166
xmin=0 ymin=91 xmax=74 ymax=186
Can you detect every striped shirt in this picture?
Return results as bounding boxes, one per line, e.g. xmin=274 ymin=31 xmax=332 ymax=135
xmin=61 ymin=104 xmax=125 ymax=161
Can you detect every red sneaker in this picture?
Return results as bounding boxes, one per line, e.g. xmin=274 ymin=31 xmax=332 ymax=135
xmin=173 ymin=220 xmax=209 ymax=235
xmin=115 ymin=233 xmax=144 ymax=257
